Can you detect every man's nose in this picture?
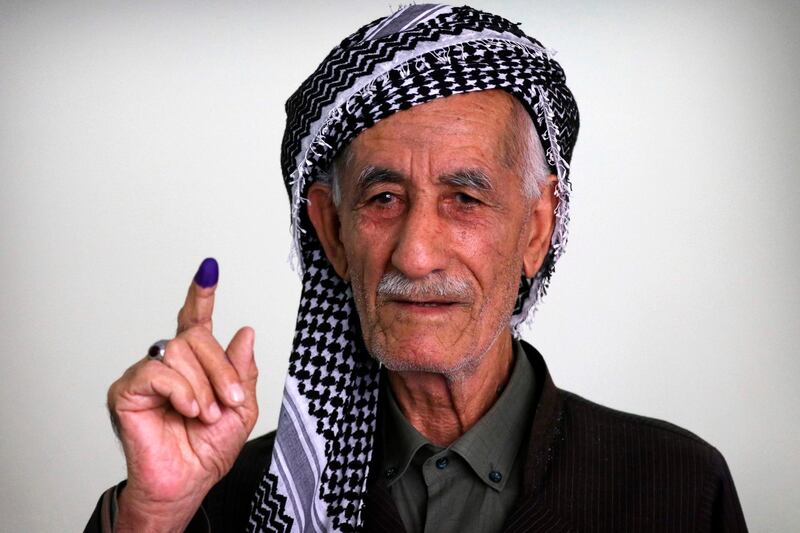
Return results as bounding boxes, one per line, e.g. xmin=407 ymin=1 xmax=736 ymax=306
xmin=390 ymin=202 xmax=448 ymax=279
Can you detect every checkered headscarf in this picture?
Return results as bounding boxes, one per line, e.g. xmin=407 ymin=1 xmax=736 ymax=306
xmin=248 ymin=5 xmax=579 ymax=531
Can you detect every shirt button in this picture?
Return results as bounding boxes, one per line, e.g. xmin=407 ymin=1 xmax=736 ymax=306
xmin=384 ymin=467 xmax=397 ymax=478
xmin=489 ymin=470 xmax=502 ymax=483
xmin=435 ymin=457 xmax=449 ymax=469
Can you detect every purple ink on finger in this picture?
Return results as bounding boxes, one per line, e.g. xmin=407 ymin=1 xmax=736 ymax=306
xmin=194 ymin=257 xmax=219 ymax=288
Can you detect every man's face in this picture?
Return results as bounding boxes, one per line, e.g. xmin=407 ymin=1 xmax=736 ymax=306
xmin=323 ymin=91 xmax=550 ymax=375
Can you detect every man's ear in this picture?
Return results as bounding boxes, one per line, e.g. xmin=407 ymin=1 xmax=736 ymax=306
xmin=522 ymin=174 xmax=558 ymax=278
xmin=306 ymin=182 xmax=350 ymax=281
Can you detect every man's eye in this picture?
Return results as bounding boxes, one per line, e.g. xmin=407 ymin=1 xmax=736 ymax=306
xmin=370 ymin=192 xmax=397 ymax=205
xmin=455 ymin=192 xmax=480 ymax=205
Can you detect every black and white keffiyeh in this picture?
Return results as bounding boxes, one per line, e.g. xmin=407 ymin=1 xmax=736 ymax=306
xmin=248 ymin=4 xmax=579 ymax=531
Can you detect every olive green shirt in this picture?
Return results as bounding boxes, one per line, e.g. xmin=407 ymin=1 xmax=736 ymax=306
xmin=380 ymin=340 xmax=536 ymax=533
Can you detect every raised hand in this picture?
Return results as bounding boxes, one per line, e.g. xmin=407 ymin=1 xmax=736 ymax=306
xmin=107 ymin=258 xmax=258 ymax=532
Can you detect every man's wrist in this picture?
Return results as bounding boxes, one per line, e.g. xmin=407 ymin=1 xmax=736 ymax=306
xmin=114 ymin=482 xmax=207 ymax=533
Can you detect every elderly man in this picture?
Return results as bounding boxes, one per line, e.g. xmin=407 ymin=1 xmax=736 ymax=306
xmin=87 ymin=5 xmax=747 ymax=532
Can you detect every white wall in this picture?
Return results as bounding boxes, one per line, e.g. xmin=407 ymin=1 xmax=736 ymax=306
xmin=1 ymin=1 xmax=798 ymax=530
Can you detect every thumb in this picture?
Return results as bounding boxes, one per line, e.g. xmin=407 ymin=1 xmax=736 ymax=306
xmin=177 ymin=257 xmax=219 ymax=334
xmin=227 ymin=326 xmax=257 ymax=397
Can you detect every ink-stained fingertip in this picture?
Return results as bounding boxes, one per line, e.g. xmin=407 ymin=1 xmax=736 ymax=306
xmin=194 ymin=257 xmax=219 ymax=288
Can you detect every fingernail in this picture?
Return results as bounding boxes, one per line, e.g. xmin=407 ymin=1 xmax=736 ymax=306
xmin=229 ymin=384 xmax=244 ymax=404
xmin=194 ymin=257 xmax=219 ymax=288
xmin=190 ymin=400 xmax=200 ymax=416
xmin=208 ymin=401 xmax=221 ymax=420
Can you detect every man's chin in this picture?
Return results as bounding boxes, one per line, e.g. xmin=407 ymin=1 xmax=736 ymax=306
xmin=367 ymin=341 xmax=483 ymax=378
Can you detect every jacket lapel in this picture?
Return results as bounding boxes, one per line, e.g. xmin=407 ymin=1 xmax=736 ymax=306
xmin=501 ymin=342 xmax=573 ymax=532
xmin=362 ymin=475 xmax=407 ymax=533
xmin=362 ymin=375 xmax=407 ymax=533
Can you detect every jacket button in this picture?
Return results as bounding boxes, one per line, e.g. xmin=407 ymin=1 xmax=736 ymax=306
xmin=489 ymin=470 xmax=502 ymax=483
xmin=435 ymin=457 xmax=449 ymax=469
xmin=385 ymin=467 xmax=397 ymax=478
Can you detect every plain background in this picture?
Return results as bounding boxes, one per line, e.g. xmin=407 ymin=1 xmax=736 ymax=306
xmin=1 ymin=1 xmax=798 ymax=530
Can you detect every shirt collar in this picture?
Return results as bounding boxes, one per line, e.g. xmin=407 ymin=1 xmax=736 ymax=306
xmin=380 ymin=339 xmax=536 ymax=492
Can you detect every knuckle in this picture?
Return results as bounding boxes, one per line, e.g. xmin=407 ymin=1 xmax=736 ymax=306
xmin=165 ymin=337 xmax=188 ymax=361
xmin=165 ymin=336 xmax=185 ymax=352
xmin=135 ymin=361 xmax=161 ymax=383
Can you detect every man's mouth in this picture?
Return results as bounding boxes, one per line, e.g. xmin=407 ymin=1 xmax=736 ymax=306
xmin=413 ymin=301 xmax=451 ymax=306
xmin=387 ymin=298 xmax=462 ymax=308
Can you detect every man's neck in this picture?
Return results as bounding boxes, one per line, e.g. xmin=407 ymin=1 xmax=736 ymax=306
xmin=386 ymin=331 xmax=516 ymax=447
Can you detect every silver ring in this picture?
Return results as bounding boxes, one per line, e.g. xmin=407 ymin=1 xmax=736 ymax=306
xmin=147 ymin=339 xmax=170 ymax=362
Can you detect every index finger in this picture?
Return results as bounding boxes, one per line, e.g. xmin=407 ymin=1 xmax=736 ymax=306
xmin=177 ymin=257 xmax=219 ymax=334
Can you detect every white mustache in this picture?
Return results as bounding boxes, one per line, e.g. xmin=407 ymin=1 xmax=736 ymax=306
xmin=377 ymin=271 xmax=472 ymax=301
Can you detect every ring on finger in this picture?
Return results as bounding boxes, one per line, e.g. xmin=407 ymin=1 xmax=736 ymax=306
xmin=147 ymin=339 xmax=170 ymax=363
